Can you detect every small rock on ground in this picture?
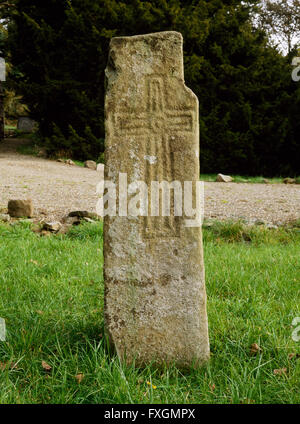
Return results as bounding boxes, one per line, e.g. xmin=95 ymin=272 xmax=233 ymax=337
xmin=8 ymin=199 xmax=33 ymax=218
xmin=84 ymin=160 xmax=97 ymax=170
xmin=216 ymin=173 xmax=233 ymax=183
xmin=42 ymin=222 xmax=62 ymax=232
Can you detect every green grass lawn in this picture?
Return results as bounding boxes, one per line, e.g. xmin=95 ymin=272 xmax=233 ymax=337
xmin=4 ymin=125 xmax=17 ymax=131
xmin=0 ymin=221 xmax=299 ymax=404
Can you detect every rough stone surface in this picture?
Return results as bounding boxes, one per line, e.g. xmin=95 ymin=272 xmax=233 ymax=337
xmin=8 ymin=199 xmax=33 ymax=218
xmin=42 ymin=221 xmax=62 ymax=232
xmin=68 ymin=210 xmax=98 ymax=219
xmin=104 ymin=31 xmax=209 ymax=367
xmin=62 ymin=215 xmax=81 ymax=226
xmin=283 ymin=178 xmax=296 ymax=184
xmin=216 ymin=173 xmax=233 ymax=183
xmin=84 ymin=160 xmax=97 ymax=170
xmin=65 ymin=159 xmax=75 ymax=166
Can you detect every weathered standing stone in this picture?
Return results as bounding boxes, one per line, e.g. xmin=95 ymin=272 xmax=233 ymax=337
xmin=8 ymin=199 xmax=33 ymax=218
xmin=17 ymin=117 xmax=37 ymax=133
xmin=104 ymin=31 xmax=209 ymax=367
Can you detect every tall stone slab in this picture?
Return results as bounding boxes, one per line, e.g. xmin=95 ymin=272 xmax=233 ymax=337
xmin=104 ymin=31 xmax=209 ymax=367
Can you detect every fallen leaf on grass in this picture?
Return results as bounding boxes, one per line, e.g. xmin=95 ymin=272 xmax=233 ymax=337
xmin=0 ymin=361 xmax=18 ymax=371
xmin=41 ymin=361 xmax=52 ymax=371
xmin=75 ymin=373 xmax=84 ymax=383
xmin=250 ymin=343 xmax=262 ymax=355
xmin=288 ymin=353 xmax=300 ymax=360
xmin=273 ymin=368 xmax=287 ymax=376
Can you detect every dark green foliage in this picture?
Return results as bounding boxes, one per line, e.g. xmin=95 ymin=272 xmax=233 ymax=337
xmin=6 ymin=0 xmax=300 ymax=174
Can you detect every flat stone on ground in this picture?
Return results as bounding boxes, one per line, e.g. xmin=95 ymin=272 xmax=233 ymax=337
xmin=216 ymin=173 xmax=233 ymax=183
xmin=8 ymin=199 xmax=33 ymax=218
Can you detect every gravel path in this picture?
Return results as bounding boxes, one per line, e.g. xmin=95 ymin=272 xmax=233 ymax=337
xmin=0 ymin=138 xmax=299 ymax=225
xmin=204 ymin=182 xmax=299 ymax=225
xmin=0 ymin=139 xmax=100 ymax=222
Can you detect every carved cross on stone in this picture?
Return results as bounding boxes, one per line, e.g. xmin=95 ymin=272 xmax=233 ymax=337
xmin=114 ymin=76 xmax=194 ymax=136
xmin=114 ymin=76 xmax=195 ymax=238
